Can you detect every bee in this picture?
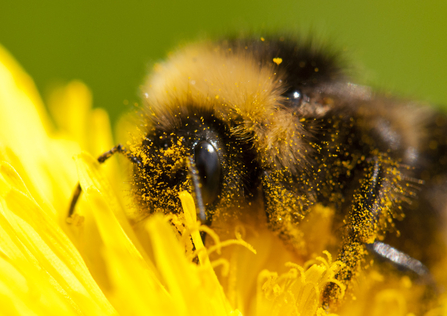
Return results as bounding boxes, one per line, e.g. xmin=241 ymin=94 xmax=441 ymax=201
xmin=68 ymin=35 xmax=447 ymax=307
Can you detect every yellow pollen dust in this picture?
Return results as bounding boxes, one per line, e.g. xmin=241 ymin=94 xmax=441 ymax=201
xmin=273 ymin=57 xmax=283 ymax=65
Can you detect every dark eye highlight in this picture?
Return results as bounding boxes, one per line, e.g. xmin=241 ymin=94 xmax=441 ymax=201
xmin=291 ymin=90 xmax=302 ymax=101
xmin=194 ymin=140 xmax=221 ymax=205
xmin=284 ymin=89 xmax=304 ymax=108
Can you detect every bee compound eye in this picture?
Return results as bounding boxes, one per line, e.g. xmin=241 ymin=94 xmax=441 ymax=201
xmin=194 ymin=140 xmax=221 ymax=205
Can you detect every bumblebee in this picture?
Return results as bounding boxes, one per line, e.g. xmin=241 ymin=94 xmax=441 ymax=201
xmin=69 ymin=35 xmax=447 ymax=307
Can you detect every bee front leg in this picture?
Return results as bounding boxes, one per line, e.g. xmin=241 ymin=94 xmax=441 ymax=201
xmin=323 ymin=157 xmax=397 ymax=307
xmin=261 ymin=170 xmax=314 ymax=254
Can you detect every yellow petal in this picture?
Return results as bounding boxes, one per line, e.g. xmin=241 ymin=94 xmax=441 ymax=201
xmin=0 ymin=162 xmax=116 ymax=315
xmin=147 ymin=215 xmax=233 ymax=316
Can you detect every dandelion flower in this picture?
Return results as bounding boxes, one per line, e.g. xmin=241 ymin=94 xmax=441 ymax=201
xmin=0 ymin=44 xmax=445 ymax=316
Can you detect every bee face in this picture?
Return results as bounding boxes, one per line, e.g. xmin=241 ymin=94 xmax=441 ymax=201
xmin=132 ymin=104 xmax=259 ymax=222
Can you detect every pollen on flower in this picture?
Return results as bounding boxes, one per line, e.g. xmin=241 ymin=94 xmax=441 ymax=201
xmin=256 ymin=252 xmax=345 ymax=316
xmin=179 ymin=190 xmax=256 ymax=265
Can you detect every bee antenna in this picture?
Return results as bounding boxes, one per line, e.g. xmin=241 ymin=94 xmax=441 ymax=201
xmin=67 ymin=144 xmax=142 ymax=221
xmin=187 ymin=156 xmax=207 ymax=224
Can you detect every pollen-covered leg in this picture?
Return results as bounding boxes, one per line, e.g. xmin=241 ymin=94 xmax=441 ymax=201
xmin=323 ymin=156 xmax=402 ymax=307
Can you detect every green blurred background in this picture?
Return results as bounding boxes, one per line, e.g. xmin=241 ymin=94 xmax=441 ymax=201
xmin=1 ymin=0 xmax=446 ymax=125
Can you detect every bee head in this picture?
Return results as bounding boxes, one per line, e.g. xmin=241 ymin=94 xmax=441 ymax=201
xmin=130 ymin=107 xmax=257 ymax=224
xmin=132 ymin=36 xmax=343 ymax=223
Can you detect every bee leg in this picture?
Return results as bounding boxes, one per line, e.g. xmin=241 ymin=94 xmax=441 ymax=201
xmin=186 ymin=156 xmax=207 ymax=224
xmin=366 ymin=241 xmax=438 ymax=300
xmin=67 ymin=145 xmax=141 ymax=220
xmin=323 ymin=157 xmax=396 ymax=307
xmin=366 ymin=241 xmax=430 ymax=278
xmin=260 ymin=170 xmax=311 ymax=253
